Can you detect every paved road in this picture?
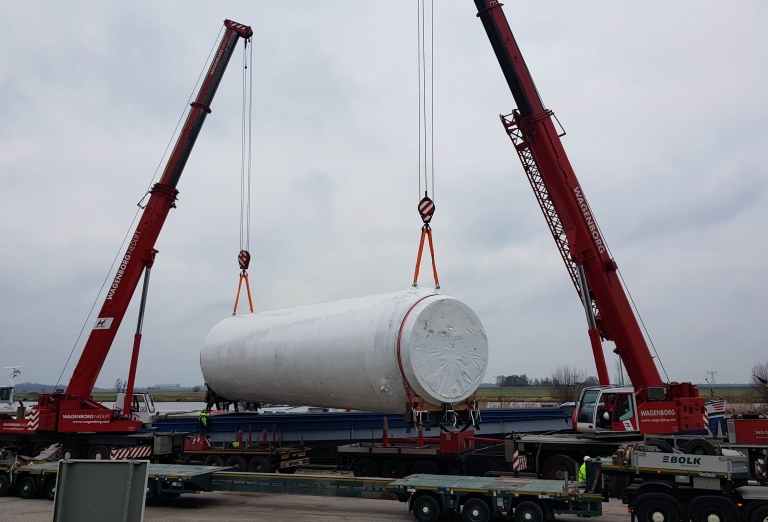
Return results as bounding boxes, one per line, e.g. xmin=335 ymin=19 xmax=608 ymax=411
xmin=1 ymin=492 xmax=631 ymax=522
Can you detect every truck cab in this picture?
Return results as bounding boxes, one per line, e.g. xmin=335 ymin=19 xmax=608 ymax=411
xmin=575 ymin=386 xmax=639 ymax=434
xmin=114 ymin=392 xmax=157 ymax=427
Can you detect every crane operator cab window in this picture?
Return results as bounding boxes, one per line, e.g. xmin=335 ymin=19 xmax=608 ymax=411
xmin=577 ymin=389 xmax=601 ymax=426
xmin=0 ymin=387 xmax=11 ymax=403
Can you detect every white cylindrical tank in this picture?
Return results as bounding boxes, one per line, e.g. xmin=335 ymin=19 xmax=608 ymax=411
xmin=200 ymin=288 xmax=488 ymax=413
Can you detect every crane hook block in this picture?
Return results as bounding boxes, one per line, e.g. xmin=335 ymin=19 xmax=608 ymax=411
xmin=238 ymin=250 xmax=251 ymax=270
xmin=418 ymin=195 xmax=435 ymax=224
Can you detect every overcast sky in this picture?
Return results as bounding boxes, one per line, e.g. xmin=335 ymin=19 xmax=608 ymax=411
xmin=1 ymin=1 xmax=767 ymax=390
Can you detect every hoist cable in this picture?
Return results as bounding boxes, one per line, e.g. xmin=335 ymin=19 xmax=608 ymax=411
xmin=421 ymin=0 xmax=428 ymax=194
xmin=54 ymin=26 xmax=225 ymax=391
xmin=247 ymin=38 xmax=253 ymax=253
xmin=431 ymin=0 xmax=434 ymax=200
xmin=417 ymin=0 xmax=422 ymax=200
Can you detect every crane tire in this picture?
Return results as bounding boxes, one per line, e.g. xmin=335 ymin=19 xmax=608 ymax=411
xmin=646 ymin=439 xmax=675 ymax=453
xmin=541 ymin=454 xmax=578 ymax=481
xmin=683 ymin=438 xmax=716 ymax=456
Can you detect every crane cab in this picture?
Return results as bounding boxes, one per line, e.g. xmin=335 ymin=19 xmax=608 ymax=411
xmin=575 ymin=386 xmax=639 ymax=434
xmin=114 ymin=392 xmax=157 ymax=427
xmin=0 ymin=385 xmax=16 ymax=417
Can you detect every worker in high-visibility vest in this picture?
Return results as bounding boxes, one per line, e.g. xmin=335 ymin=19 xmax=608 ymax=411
xmin=579 ymin=456 xmax=589 ymax=482
xmin=199 ymin=410 xmax=208 ymax=428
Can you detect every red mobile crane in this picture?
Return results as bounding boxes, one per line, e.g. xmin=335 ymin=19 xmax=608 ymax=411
xmin=0 ymin=20 xmax=253 ymax=440
xmin=472 ymin=1 xmax=706 ymax=437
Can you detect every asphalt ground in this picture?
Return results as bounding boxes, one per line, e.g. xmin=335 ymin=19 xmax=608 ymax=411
xmin=0 ymin=491 xmax=631 ymax=522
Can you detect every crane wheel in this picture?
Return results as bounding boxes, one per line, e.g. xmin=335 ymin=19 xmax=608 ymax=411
xmin=87 ymin=445 xmax=110 ymax=460
xmin=683 ymin=438 xmax=716 ymax=456
xmin=541 ymin=454 xmax=578 ymax=481
xmin=645 ymin=439 xmax=675 ymax=453
xmin=411 ymin=459 xmax=439 ymax=475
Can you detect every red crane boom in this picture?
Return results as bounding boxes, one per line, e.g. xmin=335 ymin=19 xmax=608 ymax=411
xmin=0 ymin=20 xmax=253 ymax=436
xmin=473 ymin=1 xmax=705 ymax=434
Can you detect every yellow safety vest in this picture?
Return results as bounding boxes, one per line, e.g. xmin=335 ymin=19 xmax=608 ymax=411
xmin=578 ymin=462 xmax=586 ymax=482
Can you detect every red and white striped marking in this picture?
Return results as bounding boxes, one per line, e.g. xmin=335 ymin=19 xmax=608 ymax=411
xmin=512 ymin=450 xmax=528 ymax=472
xmin=110 ymin=446 xmax=152 ymax=460
xmin=418 ymin=197 xmax=435 ymax=223
xmin=27 ymin=409 xmax=40 ymax=431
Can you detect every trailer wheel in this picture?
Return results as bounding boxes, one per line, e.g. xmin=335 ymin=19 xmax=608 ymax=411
xmin=87 ymin=445 xmax=111 ymax=460
xmin=225 ymin=455 xmax=248 ymax=471
xmin=411 ymin=459 xmax=439 ymax=475
xmin=750 ymin=505 xmax=768 ymax=522
xmin=248 ymin=456 xmax=269 ymax=473
xmin=203 ymin=455 xmax=224 ymax=467
xmin=145 ymin=478 xmax=159 ymax=503
xmin=634 ymin=496 xmax=680 ymax=522
xmin=690 ymin=500 xmax=737 ymax=522
xmin=45 ymin=477 xmax=56 ymax=501
xmin=514 ymin=501 xmax=544 ymax=522
xmin=412 ymin=494 xmax=441 ymax=522
xmin=541 ymin=454 xmax=578 ymax=481
xmin=17 ymin=476 xmax=38 ymax=499
xmin=0 ymin=474 xmax=10 ymax=497
xmin=683 ymin=439 xmax=716 ymax=456
xmin=463 ymin=498 xmax=491 ymax=522
xmin=352 ymin=457 xmax=378 ymax=477
xmin=381 ymin=458 xmax=408 ymax=479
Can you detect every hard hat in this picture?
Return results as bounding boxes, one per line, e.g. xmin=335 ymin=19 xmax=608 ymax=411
xmin=583 ymin=456 xmax=590 ymax=461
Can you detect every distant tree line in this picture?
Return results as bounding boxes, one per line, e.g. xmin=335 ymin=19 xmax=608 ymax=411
xmin=495 ymin=375 xmax=553 ymax=387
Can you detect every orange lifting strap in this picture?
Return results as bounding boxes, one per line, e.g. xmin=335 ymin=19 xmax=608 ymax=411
xmin=233 ymin=250 xmax=254 ymax=315
xmin=412 ymin=194 xmax=440 ymax=290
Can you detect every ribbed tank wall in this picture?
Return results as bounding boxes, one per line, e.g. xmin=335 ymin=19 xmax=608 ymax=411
xmin=200 ymin=288 xmax=488 ymax=413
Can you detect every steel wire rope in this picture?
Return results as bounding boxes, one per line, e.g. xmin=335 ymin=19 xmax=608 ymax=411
xmin=421 ymin=0 xmax=428 ymax=195
xmin=238 ymin=40 xmax=253 ymax=255
xmin=430 ymin=0 xmax=434 ymax=200
xmin=582 ymin=190 xmax=670 ymax=382
xmin=417 ymin=0 xmax=422 ymax=200
xmin=53 ymin=27 xmax=225 ymax=391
